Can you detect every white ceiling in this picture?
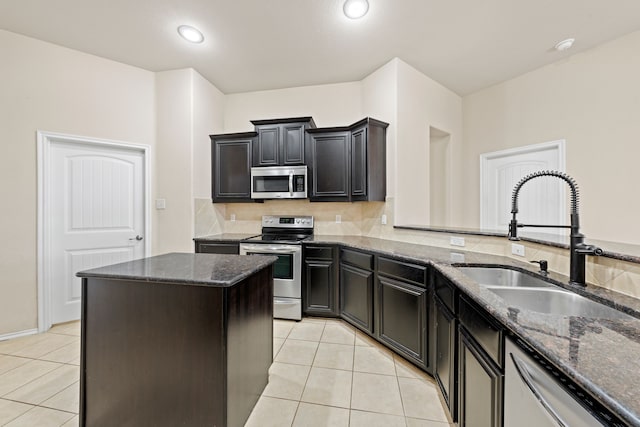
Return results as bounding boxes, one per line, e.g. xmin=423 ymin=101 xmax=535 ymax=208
xmin=2 ymin=0 xmax=640 ymax=95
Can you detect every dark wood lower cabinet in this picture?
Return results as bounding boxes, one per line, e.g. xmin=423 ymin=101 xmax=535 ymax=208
xmin=434 ymin=298 xmax=457 ymax=420
xmin=458 ymin=327 xmax=503 ymax=427
xmin=340 ymin=263 xmax=374 ymax=333
xmin=195 ymin=241 xmax=239 ymax=254
xmin=303 ymin=245 xmax=339 ymax=316
xmin=80 ymin=267 xmax=273 ymax=427
xmin=377 ymin=275 xmax=428 ymax=368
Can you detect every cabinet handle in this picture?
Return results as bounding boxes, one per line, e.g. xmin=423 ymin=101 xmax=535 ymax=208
xmin=129 ymin=235 xmax=143 ymax=241
xmin=289 ymin=172 xmax=294 ymax=195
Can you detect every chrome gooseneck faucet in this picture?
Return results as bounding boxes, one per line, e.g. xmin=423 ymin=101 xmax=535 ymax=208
xmin=508 ymin=170 xmax=603 ymax=286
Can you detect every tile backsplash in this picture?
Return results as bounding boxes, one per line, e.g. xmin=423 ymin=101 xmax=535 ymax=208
xmin=194 ymin=197 xmax=640 ymax=300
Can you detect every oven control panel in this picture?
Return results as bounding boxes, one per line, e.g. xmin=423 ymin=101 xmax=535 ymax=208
xmin=261 ymin=215 xmax=314 ymax=229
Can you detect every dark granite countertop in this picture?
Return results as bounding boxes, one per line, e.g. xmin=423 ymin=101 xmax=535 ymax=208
xmin=194 ymin=233 xmax=259 ymax=243
xmin=77 ymin=252 xmax=277 ymax=287
xmin=196 ymin=233 xmax=640 ymax=424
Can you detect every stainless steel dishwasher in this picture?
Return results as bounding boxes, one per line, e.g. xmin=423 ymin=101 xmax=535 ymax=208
xmin=505 ymin=337 xmax=625 ymax=427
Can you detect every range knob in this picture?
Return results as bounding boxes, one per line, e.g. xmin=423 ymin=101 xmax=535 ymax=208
xmin=295 ymin=219 xmax=301 ymax=224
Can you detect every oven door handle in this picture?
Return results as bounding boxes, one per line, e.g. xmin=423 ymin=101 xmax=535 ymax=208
xmin=241 ymin=245 xmax=299 ymax=254
xmin=289 ymin=172 xmax=294 ymax=196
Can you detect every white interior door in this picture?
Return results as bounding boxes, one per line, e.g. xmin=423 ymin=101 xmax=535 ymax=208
xmin=47 ymin=138 xmax=146 ymax=325
xmin=480 ymin=140 xmax=566 ymax=234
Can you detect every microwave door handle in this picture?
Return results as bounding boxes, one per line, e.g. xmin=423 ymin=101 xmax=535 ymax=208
xmin=289 ymin=172 xmax=294 ymax=195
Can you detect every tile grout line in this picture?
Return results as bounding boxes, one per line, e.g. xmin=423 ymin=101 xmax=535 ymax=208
xmin=289 ymin=320 xmax=325 ymax=426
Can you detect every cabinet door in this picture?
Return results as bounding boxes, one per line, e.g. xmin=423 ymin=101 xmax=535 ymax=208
xmin=308 ymin=132 xmax=350 ymax=201
xmin=254 ymin=126 xmax=280 ymax=166
xmin=212 ymin=138 xmax=252 ymax=202
xmin=351 ymin=125 xmax=367 ymax=199
xmin=195 ymin=242 xmax=239 ymax=255
xmin=304 ymin=259 xmax=338 ymax=316
xmin=282 ymin=124 xmax=305 ymax=165
xmin=377 ymin=275 xmax=428 ymax=368
xmin=340 ymin=263 xmax=373 ymax=333
xmin=458 ymin=327 xmax=503 ymax=427
xmin=435 ymin=298 xmax=456 ymax=420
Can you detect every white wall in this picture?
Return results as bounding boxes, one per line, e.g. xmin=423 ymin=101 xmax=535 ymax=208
xmin=154 ymin=70 xmax=194 ymax=254
xmin=362 ymin=59 xmax=399 ymax=197
xmin=0 ymin=30 xmax=156 ymax=335
xmin=193 ymin=72 xmax=225 ymax=199
xmin=394 ymin=60 xmax=463 ymax=226
xmin=155 ymin=69 xmax=226 ymax=253
xmin=224 ymin=82 xmax=362 ymax=132
xmin=462 ymin=30 xmax=640 ymax=244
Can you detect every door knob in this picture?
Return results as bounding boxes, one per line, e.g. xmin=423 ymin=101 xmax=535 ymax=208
xmin=129 ymin=235 xmax=143 ymax=241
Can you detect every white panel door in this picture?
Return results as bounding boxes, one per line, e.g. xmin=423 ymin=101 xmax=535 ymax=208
xmin=481 ymin=141 xmax=566 ymax=234
xmin=50 ymin=140 xmax=145 ymax=324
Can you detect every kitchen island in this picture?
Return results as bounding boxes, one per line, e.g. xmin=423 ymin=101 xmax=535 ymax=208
xmin=77 ymin=252 xmax=276 ymax=427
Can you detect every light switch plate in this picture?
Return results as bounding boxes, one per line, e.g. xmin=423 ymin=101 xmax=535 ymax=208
xmin=155 ymin=199 xmax=166 ymax=210
xmin=336 ymin=215 xmax=341 ymax=223
xmin=381 ymin=214 xmax=387 ymax=225
xmin=511 ymin=243 xmax=525 ymax=257
xmin=450 ymin=236 xmax=465 ymax=247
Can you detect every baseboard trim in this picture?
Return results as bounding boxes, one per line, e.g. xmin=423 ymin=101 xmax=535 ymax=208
xmin=0 ymin=328 xmax=38 ymax=342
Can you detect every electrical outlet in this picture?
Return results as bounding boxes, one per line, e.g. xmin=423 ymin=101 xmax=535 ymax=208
xmin=230 ymin=214 xmax=236 ymax=222
xmin=381 ymin=214 xmax=387 ymax=225
xmin=450 ymin=252 xmax=465 ymax=263
xmin=450 ymin=236 xmax=465 ymax=247
xmin=511 ymin=243 xmax=525 ymax=257
xmin=335 ymin=215 xmax=341 ymax=223
xmin=155 ymin=199 xmax=166 ymax=210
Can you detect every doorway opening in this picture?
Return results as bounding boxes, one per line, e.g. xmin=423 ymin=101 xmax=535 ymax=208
xmin=480 ymin=140 xmax=566 ymax=234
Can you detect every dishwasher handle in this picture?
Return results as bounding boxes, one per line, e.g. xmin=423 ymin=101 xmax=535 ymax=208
xmin=510 ymin=352 xmax=568 ymax=427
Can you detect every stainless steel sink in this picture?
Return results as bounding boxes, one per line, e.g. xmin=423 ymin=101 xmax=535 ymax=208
xmin=486 ymin=287 xmax=632 ymax=320
xmin=459 ymin=266 xmax=554 ymax=288
xmin=459 ymin=266 xmax=632 ymax=320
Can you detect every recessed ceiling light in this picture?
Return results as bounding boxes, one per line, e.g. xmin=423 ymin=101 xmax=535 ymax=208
xmin=177 ymin=25 xmax=204 ymax=44
xmin=343 ymin=0 xmax=369 ymax=19
xmin=554 ymin=38 xmax=575 ymax=52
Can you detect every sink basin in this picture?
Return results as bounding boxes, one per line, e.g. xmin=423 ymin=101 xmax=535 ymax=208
xmin=486 ymin=287 xmax=633 ymax=320
xmin=459 ymin=266 xmax=554 ymax=288
xmin=458 ymin=266 xmax=633 ymax=320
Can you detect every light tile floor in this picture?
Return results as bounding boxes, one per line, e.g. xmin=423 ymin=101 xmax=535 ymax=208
xmin=246 ymin=317 xmax=453 ymax=427
xmin=0 ymin=318 xmax=452 ymax=427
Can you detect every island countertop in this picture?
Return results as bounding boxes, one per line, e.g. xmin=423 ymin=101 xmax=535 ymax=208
xmin=77 ymin=252 xmax=277 ymax=287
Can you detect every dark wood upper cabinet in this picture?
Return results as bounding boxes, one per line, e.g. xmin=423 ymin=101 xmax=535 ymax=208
xmin=210 ymin=132 xmax=256 ymax=203
xmin=306 ymin=131 xmax=351 ymax=201
xmin=251 ymin=117 xmax=316 ymax=167
xmin=306 ymin=117 xmax=388 ymax=202
xmin=351 ymin=119 xmax=387 ymax=201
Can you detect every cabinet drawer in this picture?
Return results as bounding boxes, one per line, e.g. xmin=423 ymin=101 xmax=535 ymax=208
xmin=341 ymin=248 xmax=373 ymax=270
xmin=305 ymin=245 xmax=334 ymax=259
xmin=196 ymin=242 xmax=239 ymax=254
xmin=459 ymin=295 xmax=503 ymax=367
xmin=435 ymin=272 xmax=457 ymax=314
xmin=377 ymin=257 xmax=427 ymax=287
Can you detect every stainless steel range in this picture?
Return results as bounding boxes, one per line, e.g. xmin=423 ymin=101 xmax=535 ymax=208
xmin=239 ymin=215 xmax=313 ymax=320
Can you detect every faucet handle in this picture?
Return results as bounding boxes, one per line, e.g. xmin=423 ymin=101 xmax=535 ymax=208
xmin=530 ymin=260 xmax=548 ymax=275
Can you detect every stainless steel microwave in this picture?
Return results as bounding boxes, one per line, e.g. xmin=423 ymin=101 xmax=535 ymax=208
xmin=251 ymin=165 xmax=307 ymax=199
